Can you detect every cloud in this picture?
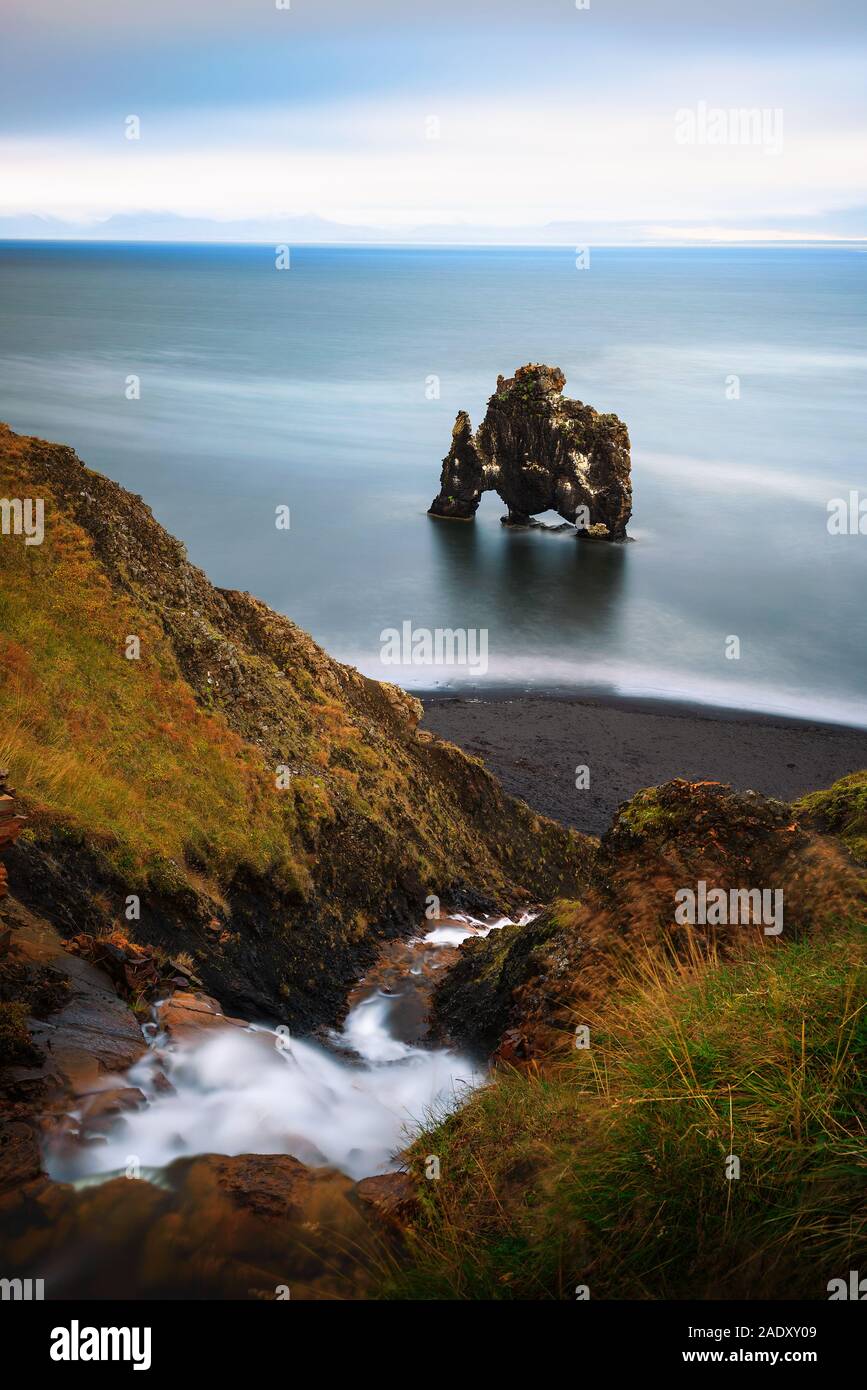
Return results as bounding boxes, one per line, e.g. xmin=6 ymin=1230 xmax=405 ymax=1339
xmin=4 ymin=0 xmax=866 ymax=39
xmin=1 ymin=2 xmax=865 ymax=235
xmin=2 ymin=89 xmax=865 ymax=231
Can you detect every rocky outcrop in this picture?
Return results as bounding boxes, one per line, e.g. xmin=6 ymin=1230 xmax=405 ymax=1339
xmin=433 ymin=778 xmax=867 ymax=1056
xmin=794 ymin=770 xmax=867 ymax=864
xmin=0 ymin=771 xmax=25 ymax=942
xmin=0 ymin=898 xmax=149 ymax=1199
xmin=428 ymin=364 xmax=632 ymax=538
xmin=0 ymin=902 xmax=147 ymax=1102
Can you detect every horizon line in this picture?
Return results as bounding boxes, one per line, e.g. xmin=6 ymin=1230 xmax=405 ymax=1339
xmin=2 ymin=236 xmax=866 ymax=251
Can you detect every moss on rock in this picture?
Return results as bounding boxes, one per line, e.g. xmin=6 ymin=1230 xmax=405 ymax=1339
xmin=795 ymin=771 xmax=867 ymax=863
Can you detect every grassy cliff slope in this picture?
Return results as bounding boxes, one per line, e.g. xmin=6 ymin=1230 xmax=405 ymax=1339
xmin=0 ymin=423 xmax=593 ymax=1024
xmin=387 ymin=779 xmax=867 ymax=1299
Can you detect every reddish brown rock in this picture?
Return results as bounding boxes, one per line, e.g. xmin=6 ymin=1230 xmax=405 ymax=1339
xmin=355 ymin=1170 xmax=418 ymax=1226
xmin=201 ymin=1151 xmax=343 ymax=1221
xmin=77 ymin=1086 xmax=146 ymax=1137
xmin=0 ymin=1150 xmax=392 ymax=1299
xmin=495 ymin=1028 xmax=529 ymax=1064
xmin=157 ymin=990 xmax=248 ymax=1040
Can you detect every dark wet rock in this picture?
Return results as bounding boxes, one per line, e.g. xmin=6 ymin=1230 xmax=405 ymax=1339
xmin=429 ymin=364 xmax=632 ymax=539
xmin=0 ymin=1121 xmax=43 ymax=1195
xmin=65 ymin=933 xmax=159 ymax=997
xmin=2 ymin=905 xmax=147 ymax=1088
xmin=26 ymin=978 xmax=147 ymax=1097
xmin=0 ymin=885 xmax=142 ymax=1190
xmin=432 ymin=909 xmax=563 ymax=1055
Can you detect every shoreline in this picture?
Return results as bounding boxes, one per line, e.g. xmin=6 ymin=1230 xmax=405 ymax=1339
xmin=391 ymin=669 xmax=867 ymax=734
xmin=420 ymin=689 xmax=867 ymax=837
xmin=420 ymin=684 xmax=867 ymax=731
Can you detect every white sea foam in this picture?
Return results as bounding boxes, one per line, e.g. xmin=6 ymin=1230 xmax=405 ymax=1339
xmin=347 ymin=649 xmax=867 ymax=729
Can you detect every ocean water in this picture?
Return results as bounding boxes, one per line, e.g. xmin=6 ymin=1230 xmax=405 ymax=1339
xmin=1 ymin=242 xmax=865 ymax=725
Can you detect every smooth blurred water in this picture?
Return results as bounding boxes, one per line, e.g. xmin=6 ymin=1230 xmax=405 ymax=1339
xmin=45 ymin=914 xmax=505 ymax=1184
xmin=1 ymin=242 xmax=865 ymax=723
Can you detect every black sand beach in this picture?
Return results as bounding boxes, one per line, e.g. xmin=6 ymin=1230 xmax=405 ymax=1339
xmin=421 ymin=692 xmax=867 ymax=837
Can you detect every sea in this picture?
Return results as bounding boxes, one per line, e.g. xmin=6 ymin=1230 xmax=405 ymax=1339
xmin=1 ymin=241 xmax=865 ymax=725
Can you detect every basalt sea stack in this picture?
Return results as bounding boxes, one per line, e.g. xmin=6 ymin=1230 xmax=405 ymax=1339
xmin=428 ymin=364 xmax=632 ymax=539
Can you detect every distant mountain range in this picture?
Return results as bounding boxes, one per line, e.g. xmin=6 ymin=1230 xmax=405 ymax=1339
xmin=1 ymin=208 xmax=866 ymax=245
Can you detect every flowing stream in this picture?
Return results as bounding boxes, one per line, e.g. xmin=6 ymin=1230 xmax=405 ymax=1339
xmin=46 ymin=913 xmax=531 ymax=1185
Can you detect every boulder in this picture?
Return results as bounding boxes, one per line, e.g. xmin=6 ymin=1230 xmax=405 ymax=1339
xmin=355 ymin=1171 xmax=418 ymax=1226
xmin=0 ymin=1150 xmax=394 ymax=1299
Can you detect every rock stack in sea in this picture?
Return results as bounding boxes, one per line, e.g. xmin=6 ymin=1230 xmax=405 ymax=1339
xmin=428 ymin=363 xmax=632 ymax=539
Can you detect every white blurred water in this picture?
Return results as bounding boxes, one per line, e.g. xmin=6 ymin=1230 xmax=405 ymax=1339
xmin=46 ymin=914 xmax=523 ymax=1185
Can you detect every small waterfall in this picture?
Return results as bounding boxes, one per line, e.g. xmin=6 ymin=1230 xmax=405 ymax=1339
xmin=45 ymin=912 xmax=528 ymax=1185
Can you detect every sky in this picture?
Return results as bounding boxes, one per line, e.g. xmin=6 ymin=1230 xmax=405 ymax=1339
xmin=1 ymin=0 xmax=866 ymax=242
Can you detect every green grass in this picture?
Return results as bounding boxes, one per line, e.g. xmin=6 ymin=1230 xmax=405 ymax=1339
xmin=384 ymin=920 xmax=867 ymax=1299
